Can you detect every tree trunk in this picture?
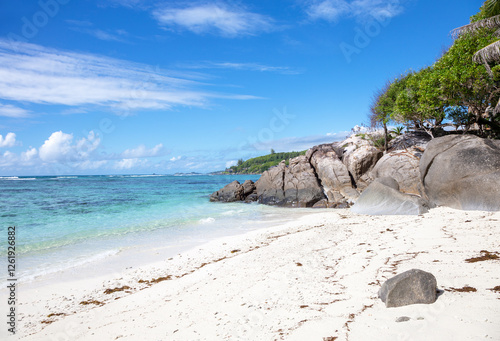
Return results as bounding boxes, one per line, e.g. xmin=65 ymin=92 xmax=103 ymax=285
xmin=383 ymin=122 xmax=388 ymax=152
xmin=478 ymin=116 xmax=500 ymax=132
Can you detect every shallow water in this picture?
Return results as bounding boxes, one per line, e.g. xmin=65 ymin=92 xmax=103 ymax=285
xmin=0 ymin=174 xmax=312 ymax=283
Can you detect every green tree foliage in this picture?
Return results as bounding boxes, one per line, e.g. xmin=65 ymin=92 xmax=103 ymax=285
xmin=227 ymin=151 xmax=307 ymax=174
xmin=470 ymin=0 xmax=500 ymax=23
xmin=390 ymin=126 xmax=405 ymax=136
xmin=435 ymin=29 xmax=497 ymax=116
xmin=392 ymin=68 xmax=446 ymax=137
xmin=484 ymin=0 xmax=500 ymax=17
xmin=370 ymin=79 xmax=403 ymax=149
xmin=371 ymin=3 xmax=500 ymax=138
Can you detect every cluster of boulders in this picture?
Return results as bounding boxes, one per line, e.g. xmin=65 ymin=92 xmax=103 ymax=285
xmin=211 ymin=131 xmax=500 ymax=213
xmin=211 ymin=132 xmax=390 ymax=208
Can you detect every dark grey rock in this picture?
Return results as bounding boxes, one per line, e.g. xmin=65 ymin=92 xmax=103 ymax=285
xmin=210 ymin=180 xmax=244 ymax=202
xmin=311 ymin=199 xmax=350 ymax=208
xmin=244 ymin=192 xmax=258 ymax=203
xmin=241 ymin=180 xmax=256 ymax=197
xmin=312 ymin=199 xmax=329 ymax=208
xmin=351 ymin=178 xmax=430 ymax=215
xmin=420 ymin=135 xmax=500 ymax=211
xmin=210 ymin=180 xmax=256 ymax=202
xmin=255 ymin=161 xmax=287 ymax=206
xmin=282 ymin=155 xmax=325 ymax=207
xmin=379 ymin=269 xmax=437 ymax=308
xmin=395 ymin=316 xmax=411 ymax=323
xmin=389 ymin=131 xmax=431 ymax=151
xmin=255 ymin=157 xmax=325 ymax=207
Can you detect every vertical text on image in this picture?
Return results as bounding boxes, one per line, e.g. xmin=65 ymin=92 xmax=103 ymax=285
xmin=7 ymin=226 xmax=16 ymax=335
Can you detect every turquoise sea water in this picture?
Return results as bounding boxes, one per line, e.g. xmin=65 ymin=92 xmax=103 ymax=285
xmin=0 ymin=174 xmax=307 ymax=283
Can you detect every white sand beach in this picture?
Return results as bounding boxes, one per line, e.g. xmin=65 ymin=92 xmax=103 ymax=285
xmin=8 ymin=207 xmax=500 ymax=340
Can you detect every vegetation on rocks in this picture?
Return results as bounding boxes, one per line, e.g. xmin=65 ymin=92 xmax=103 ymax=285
xmin=224 ymin=150 xmax=307 ymax=174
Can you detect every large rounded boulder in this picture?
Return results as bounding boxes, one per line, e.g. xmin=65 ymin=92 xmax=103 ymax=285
xmin=370 ymin=147 xmax=424 ymax=196
xmin=351 ymin=177 xmax=430 ymax=215
xmin=420 ymin=135 xmax=500 ymax=211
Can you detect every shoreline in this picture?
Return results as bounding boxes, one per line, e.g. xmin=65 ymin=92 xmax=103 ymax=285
xmin=5 ymin=207 xmax=500 ymax=340
xmin=3 ymin=200 xmax=307 ymax=287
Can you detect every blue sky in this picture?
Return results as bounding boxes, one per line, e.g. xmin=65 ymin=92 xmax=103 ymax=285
xmin=0 ymin=0 xmax=483 ymax=175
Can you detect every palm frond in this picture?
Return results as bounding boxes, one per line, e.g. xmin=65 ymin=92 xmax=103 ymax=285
xmin=473 ymin=39 xmax=500 ymax=64
xmin=451 ymin=14 xmax=500 ymax=38
xmin=484 ymin=0 xmax=500 ymax=18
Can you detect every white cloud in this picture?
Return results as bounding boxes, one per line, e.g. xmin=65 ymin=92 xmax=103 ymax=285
xmin=170 ymin=155 xmax=181 ymax=161
xmin=121 ymin=143 xmax=164 ymax=158
xmin=38 ymin=131 xmax=76 ymax=162
xmin=351 ymin=0 xmax=404 ymax=19
xmin=0 ymin=40 xmax=258 ymax=115
xmin=0 ymin=130 xmax=170 ymax=173
xmin=0 ymin=151 xmax=16 ymax=167
xmin=106 ymin=0 xmax=148 ymax=9
xmin=250 ymin=133 xmax=348 ymax=152
xmin=307 ymin=0 xmax=350 ymax=22
xmin=83 ymin=28 xmax=129 ymax=42
xmin=74 ymin=160 xmax=108 ymax=170
xmin=225 ymin=160 xmax=237 ymax=168
xmin=20 ymin=147 xmax=37 ymax=162
xmin=0 ymin=132 xmax=17 ymax=148
xmin=67 ymin=19 xmax=129 ymax=43
xmin=306 ymin=0 xmax=405 ymax=22
xmin=185 ymin=62 xmax=302 ymax=75
xmin=115 ymin=158 xmax=148 ymax=169
xmin=153 ymin=3 xmax=274 ymax=37
xmin=39 ymin=131 xmax=100 ymax=162
xmin=0 ymin=104 xmax=31 ymax=118
xmin=0 ymin=146 xmax=37 ymax=168
xmin=60 ymin=107 xmax=88 ymax=115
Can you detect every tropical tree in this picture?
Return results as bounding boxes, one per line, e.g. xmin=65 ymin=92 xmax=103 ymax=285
xmin=484 ymin=0 xmax=500 ymax=16
xmin=371 ymin=68 xmax=447 ymax=139
xmin=370 ymin=80 xmax=398 ymax=150
xmin=437 ymin=28 xmax=500 ymax=133
xmin=453 ymin=0 xmax=500 ymax=37
xmin=393 ymin=67 xmax=447 ymax=137
xmin=452 ymin=1 xmax=500 ymax=115
xmin=370 ymin=1 xmax=500 ymax=139
xmin=451 ymin=1 xmax=500 ymax=68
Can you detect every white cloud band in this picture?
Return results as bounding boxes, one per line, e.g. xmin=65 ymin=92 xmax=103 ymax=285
xmin=153 ymin=3 xmax=274 ymax=37
xmin=0 ymin=40 xmax=258 ymax=115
